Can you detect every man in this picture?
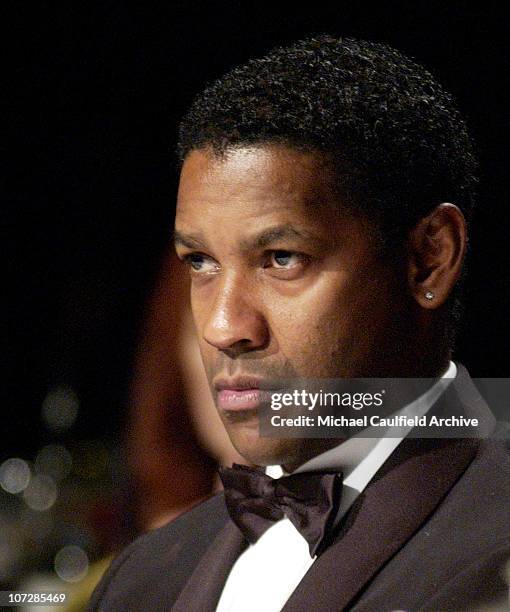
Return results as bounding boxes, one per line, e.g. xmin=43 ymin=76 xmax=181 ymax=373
xmin=89 ymin=35 xmax=510 ymax=611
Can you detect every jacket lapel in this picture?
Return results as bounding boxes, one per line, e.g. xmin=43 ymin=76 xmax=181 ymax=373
xmin=171 ymin=519 xmax=248 ymax=611
xmin=282 ymin=362 xmax=494 ymax=611
xmin=282 ymin=436 xmax=479 ymax=611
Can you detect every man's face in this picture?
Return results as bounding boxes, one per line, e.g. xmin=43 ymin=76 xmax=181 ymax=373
xmin=174 ymin=145 xmax=413 ymax=469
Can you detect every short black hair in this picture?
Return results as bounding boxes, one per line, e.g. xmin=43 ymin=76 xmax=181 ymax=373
xmin=177 ymin=34 xmax=479 ymax=349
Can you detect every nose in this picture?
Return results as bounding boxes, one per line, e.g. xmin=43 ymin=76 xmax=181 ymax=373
xmin=202 ymin=273 xmax=269 ymax=356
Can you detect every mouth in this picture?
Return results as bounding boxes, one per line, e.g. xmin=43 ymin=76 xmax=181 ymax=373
xmin=216 ymin=389 xmax=263 ymax=411
xmin=213 ymin=376 xmax=272 ymax=412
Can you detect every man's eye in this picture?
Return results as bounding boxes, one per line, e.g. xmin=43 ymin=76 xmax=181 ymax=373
xmin=182 ymin=253 xmax=219 ymax=274
xmin=268 ymin=250 xmax=304 ymax=268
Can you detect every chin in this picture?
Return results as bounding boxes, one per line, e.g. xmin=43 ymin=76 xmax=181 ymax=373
xmin=228 ymin=430 xmax=304 ymax=468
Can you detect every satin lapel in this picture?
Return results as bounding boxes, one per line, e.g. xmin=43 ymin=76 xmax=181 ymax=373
xmin=171 ymin=520 xmax=248 ymax=612
xmin=282 ymin=437 xmax=479 ymax=612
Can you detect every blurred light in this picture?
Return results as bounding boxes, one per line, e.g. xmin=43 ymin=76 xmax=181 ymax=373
xmin=54 ymin=545 xmax=89 ymax=582
xmin=22 ymin=474 xmax=58 ymax=511
xmin=20 ymin=507 xmax=54 ymax=542
xmin=35 ymin=444 xmax=73 ymax=481
xmin=0 ymin=458 xmax=31 ymax=494
xmin=41 ymin=385 xmax=79 ymax=432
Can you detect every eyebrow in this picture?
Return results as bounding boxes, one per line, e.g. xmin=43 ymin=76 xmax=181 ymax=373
xmin=242 ymin=225 xmax=320 ymax=250
xmin=173 ymin=224 xmax=322 ymax=252
xmin=172 ymin=230 xmax=207 ymax=249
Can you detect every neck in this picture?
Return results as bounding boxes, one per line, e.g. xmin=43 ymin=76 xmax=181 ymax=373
xmin=280 ymin=438 xmax=348 ymax=473
xmin=280 ymin=355 xmax=453 ymax=473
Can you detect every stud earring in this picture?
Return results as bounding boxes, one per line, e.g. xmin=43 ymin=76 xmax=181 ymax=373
xmin=425 ymin=291 xmax=435 ymax=300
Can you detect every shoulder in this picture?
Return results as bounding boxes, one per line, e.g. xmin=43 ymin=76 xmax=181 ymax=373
xmin=466 ymin=435 xmax=510 ymax=493
xmin=413 ymin=438 xmax=510 ymax=606
xmin=358 ymin=438 xmax=510 ymax=610
xmin=419 ymin=443 xmax=510 ymax=612
xmin=436 ymin=437 xmax=510 ymax=535
xmin=87 ymin=492 xmax=229 ymax=612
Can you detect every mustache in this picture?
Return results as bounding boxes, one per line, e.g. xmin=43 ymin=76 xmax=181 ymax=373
xmin=206 ymin=361 xmax=300 ymax=387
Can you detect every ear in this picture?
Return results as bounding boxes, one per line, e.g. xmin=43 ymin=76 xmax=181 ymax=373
xmin=406 ymin=203 xmax=467 ymax=309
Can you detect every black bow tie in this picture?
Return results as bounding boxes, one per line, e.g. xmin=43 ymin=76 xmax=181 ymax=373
xmin=217 ymin=463 xmax=343 ymax=558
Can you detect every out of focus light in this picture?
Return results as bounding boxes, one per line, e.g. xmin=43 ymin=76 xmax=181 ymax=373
xmin=41 ymin=385 xmax=79 ymax=431
xmin=0 ymin=458 xmax=31 ymax=494
xmin=19 ymin=506 xmax=54 ymax=542
xmin=35 ymin=444 xmax=73 ymax=481
xmin=22 ymin=474 xmax=58 ymax=511
xmin=54 ymin=545 xmax=89 ymax=582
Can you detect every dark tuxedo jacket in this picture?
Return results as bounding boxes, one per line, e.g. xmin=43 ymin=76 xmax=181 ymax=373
xmin=88 ymin=363 xmax=510 ymax=611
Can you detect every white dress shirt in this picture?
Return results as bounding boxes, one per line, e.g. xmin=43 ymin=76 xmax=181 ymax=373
xmin=216 ymin=361 xmax=457 ymax=612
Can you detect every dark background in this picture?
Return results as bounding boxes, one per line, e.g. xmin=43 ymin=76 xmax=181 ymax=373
xmin=7 ymin=2 xmax=510 ymax=460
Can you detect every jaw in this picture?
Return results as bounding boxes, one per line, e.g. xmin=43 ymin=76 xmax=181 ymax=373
xmin=223 ymin=418 xmax=342 ymax=470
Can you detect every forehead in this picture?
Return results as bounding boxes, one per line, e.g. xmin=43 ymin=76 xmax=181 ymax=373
xmin=175 ymin=145 xmax=345 ymax=227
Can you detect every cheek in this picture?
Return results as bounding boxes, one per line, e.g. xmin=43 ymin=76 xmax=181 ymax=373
xmin=262 ymin=279 xmax=352 ymax=368
xmin=190 ymin=288 xmax=213 ymax=341
xmin=189 ymin=298 xmax=217 ymax=373
xmin=264 ymin=267 xmax=397 ymax=375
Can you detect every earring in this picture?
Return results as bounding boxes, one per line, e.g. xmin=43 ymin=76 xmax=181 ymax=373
xmin=425 ymin=291 xmax=435 ymax=300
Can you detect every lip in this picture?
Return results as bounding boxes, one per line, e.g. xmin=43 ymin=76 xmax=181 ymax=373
xmin=214 ymin=376 xmax=264 ymax=391
xmin=213 ymin=376 xmax=270 ymax=411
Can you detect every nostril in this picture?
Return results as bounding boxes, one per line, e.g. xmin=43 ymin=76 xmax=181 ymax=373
xmin=203 ymin=314 xmax=270 ymax=354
